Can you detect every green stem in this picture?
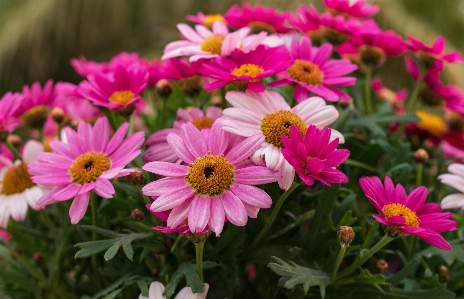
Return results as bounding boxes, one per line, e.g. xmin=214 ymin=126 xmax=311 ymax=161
xmin=89 ymin=192 xmax=102 ymax=288
xmin=344 ymin=159 xmax=377 ymax=172
xmin=195 ymin=241 xmax=205 ymax=282
xmin=364 ymin=66 xmax=374 ymax=115
xmin=267 ymin=209 xmax=315 ymax=243
xmin=405 ymin=71 xmax=425 ymax=112
xmin=4 ymin=140 xmax=22 ymax=161
xmin=40 ymin=210 xmax=56 ymax=235
xmin=250 ymin=182 xmax=299 ymax=249
xmin=170 ymin=234 xmax=184 ymax=253
xmin=6 ymin=245 xmax=46 ymax=281
xmin=416 ymin=163 xmax=423 ymax=187
xmin=158 ymin=99 xmax=166 ymax=129
xmin=331 ymin=245 xmax=347 ymax=281
xmin=336 ymin=235 xmax=393 ymax=280
xmin=220 ymin=87 xmax=227 ymax=110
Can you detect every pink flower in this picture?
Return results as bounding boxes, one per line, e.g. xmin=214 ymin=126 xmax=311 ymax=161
xmin=29 ymin=117 xmax=145 ymax=224
xmin=439 ymin=163 xmax=464 ymax=210
xmin=0 ymin=92 xmax=22 ymax=132
xmin=142 ymin=121 xmax=281 ymax=236
xmin=18 ymin=80 xmax=56 ymax=122
xmin=198 ymin=45 xmax=293 ymax=92
xmin=144 ymin=106 xmax=223 ymax=163
xmin=147 ymin=59 xmax=168 ymax=86
xmin=441 ymin=131 xmax=464 ymax=160
xmin=372 ymin=79 xmax=408 ymax=104
xmin=53 ymin=82 xmax=102 ymax=121
xmin=0 ymin=229 xmax=11 ymax=241
xmin=319 ymin=13 xmax=364 ymax=45
xmin=282 ymin=125 xmax=349 ymax=186
xmin=289 ymin=4 xmax=322 ymax=42
xmin=224 ymin=3 xmax=291 ymax=34
xmin=360 ymin=176 xmax=456 ymax=250
xmin=270 ymin=37 xmax=357 ymax=102
xmin=221 ymin=90 xmax=343 ymax=190
xmin=71 ymin=52 xmax=148 ymax=77
xmin=407 ymin=36 xmax=463 ymax=68
xmin=186 ymin=12 xmax=226 ymax=28
xmin=322 ymin=0 xmax=379 ymax=18
xmin=77 ymin=65 xmax=148 ymax=110
xmin=139 ymin=281 xmax=209 ymax=299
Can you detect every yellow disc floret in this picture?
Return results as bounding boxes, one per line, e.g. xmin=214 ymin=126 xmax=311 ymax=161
xmin=200 ymin=34 xmax=226 ymax=55
xmin=69 ymin=151 xmax=111 ymax=185
xmin=191 ymin=116 xmax=216 ymax=130
xmin=2 ymin=163 xmax=35 ymax=195
xmin=231 ymin=64 xmax=264 ymax=78
xmin=382 ymin=203 xmax=420 ymax=228
xmin=109 ymin=91 xmax=135 ymax=106
xmin=287 ymin=59 xmax=324 ymax=86
xmin=416 ymin=110 xmax=447 ymax=136
xmin=261 ymin=110 xmax=307 ymax=148
xmin=203 ymin=14 xmax=225 ymax=28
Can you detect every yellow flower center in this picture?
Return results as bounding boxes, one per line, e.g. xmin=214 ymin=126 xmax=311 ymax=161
xmin=416 ymin=110 xmax=446 ymax=136
xmin=261 ymin=110 xmax=307 ymax=148
xmin=69 ymin=151 xmax=111 ymax=185
xmin=248 ymin=21 xmax=275 ymax=34
xmin=109 ymin=91 xmax=135 ymax=106
xmin=382 ymin=203 xmax=420 ymax=228
xmin=186 ymin=154 xmax=235 ymax=196
xmin=359 ymin=45 xmax=386 ymax=67
xmin=200 ymin=34 xmax=226 ymax=55
xmin=287 ymin=59 xmax=324 ymax=86
xmin=191 ymin=116 xmax=215 ymax=130
xmin=21 ymin=105 xmax=49 ymax=128
xmin=203 ymin=14 xmax=225 ymax=28
xmin=2 ymin=163 xmax=35 ymax=195
xmin=231 ymin=64 xmax=264 ymax=78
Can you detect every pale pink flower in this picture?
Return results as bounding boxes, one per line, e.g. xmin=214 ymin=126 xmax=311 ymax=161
xmin=139 ymin=281 xmax=209 ymax=299
xmin=439 ymin=164 xmax=464 ymax=210
xmin=221 ymin=90 xmax=343 ymax=190
xmin=0 ymin=92 xmax=23 ymax=132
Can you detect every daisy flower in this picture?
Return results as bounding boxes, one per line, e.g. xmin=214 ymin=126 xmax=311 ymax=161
xmin=77 ymin=65 xmax=148 ymax=110
xmin=198 ymin=45 xmax=293 ymax=92
xmin=0 ymin=229 xmax=11 ymax=241
xmin=282 ymin=125 xmax=350 ymax=186
xmin=0 ymin=92 xmax=23 ymax=133
xmin=163 ymin=58 xmax=203 ymax=97
xmin=322 ymin=0 xmax=379 ymax=18
xmin=142 ymin=121 xmax=282 ymax=236
xmin=187 ymin=12 xmax=226 ymax=28
xmin=360 ymin=176 xmax=456 ymax=250
xmin=53 ymin=82 xmax=102 ymax=122
xmin=441 ymin=131 xmax=464 ymax=160
xmin=407 ymin=35 xmax=463 ymax=69
xmin=71 ymin=52 xmax=148 ymax=77
xmin=289 ymin=4 xmax=323 ymax=45
xmin=439 ymin=163 xmax=464 ymax=210
xmin=0 ymin=140 xmax=47 ymax=228
xmin=224 ymin=3 xmax=291 ymax=34
xmin=18 ymin=80 xmax=56 ymax=129
xmin=139 ymin=281 xmax=209 ymax=299
xmin=270 ymin=37 xmax=357 ymax=102
xmin=144 ymin=106 xmax=223 ymax=163
xmin=221 ymin=90 xmax=343 ymax=190
xmin=28 ymin=117 xmax=145 ymax=224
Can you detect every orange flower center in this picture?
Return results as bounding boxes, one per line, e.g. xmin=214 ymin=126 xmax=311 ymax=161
xmin=382 ymin=203 xmax=419 ymax=228
xmin=2 ymin=163 xmax=35 ymax=195
xmin=200 ymin=34 xmax=226 ymax=55
xmin=261 ymin=110 xmax=307 ymax=148
xmin=109 ymin=91 xmax=135 ymax=106
xmin=416 ymin=110 xmax=447 ymax=137
xmin=69 ymin=151 xmax=111 ymax=185
xmin=191 ymin=116 xmax=215 ymax=130
xmin=203 ymin=15 xmax=225 ymax=28
xmin=288 ymin=59 xmax=324 ymax=86
xmin=231 ymin=64 xmax=264 ymax=78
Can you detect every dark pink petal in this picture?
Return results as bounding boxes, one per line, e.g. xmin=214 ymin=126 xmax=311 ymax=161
xmin=406 ymin=186 xmax=428 ymax=212
xmin=372 ymin=215 xmax=389 ymax=226
xmin=247 ymin=81 xmax=266 ymax=92
xmin=401 ymin=227 xmax=451 ymax=250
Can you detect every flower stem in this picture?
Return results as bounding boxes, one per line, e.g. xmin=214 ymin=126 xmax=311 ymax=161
xmin=89 ymin=192 xmax=102 ymax=288
xmin=331 ymin=245 xmax=347 ymax=281
xmin=195 ymin=240 xmax=206 ymax=282
xmin=364 ymin=65 xmax=374 ymax=115
xmin=250 ymin=182 xmax=299 ymax=249
xmin=4 ymin=139 xmax=22 ymax=161
xmin=344 ymin=159 xmax=377 ymax=172
xmin=5 ymin=244 xmax=46 ymax=282
xmin=336 ymin=234 xmax=393 ymax=280
xmin=405 ymin=71 xmax=425 ymax=112
xmin=416 ymin=163 xmax=423 ymax=187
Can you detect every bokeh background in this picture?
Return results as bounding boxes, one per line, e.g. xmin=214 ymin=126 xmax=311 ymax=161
xmin=0 ymin=0 xmax=463 ymax=95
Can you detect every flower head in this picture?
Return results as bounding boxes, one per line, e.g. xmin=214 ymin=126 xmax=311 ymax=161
xmin=29 ymin=117 xmax=145 ymax=224
xmin=0 ymin=92 xmax=23 ymax=132
xmin=360 ymin=176 xmax=456 ymax=250
xmin=187 ymin=12 xmax=226 ymax=28
xmin=282 ymin=125 xmax=349 ymax=186
xmin=199 ymin=45 xmax=293 ymax=92
xmin=142 ymin=121 xmax=281 ymax=236
xmin=439 ymin=163 xmax=464 ymax=210
xmin=289 ymin=4 xmax=323 ymax=44
xmin=270 ymin=37 xmax=357 ymax=102
xmin=71 ymin=52 xmax=147 ymax=77
xmin=139 ymin=281 xmax=208 ymax=299
xmin=19 ymin=80 xmax=56 ymax=128
xmin=221 ymin=90 xmax=343 ymax=190
xmin=407 ymin=36 xmax=463 ymax=69
xmin=322 ymin=0 xmax=379 ymax=18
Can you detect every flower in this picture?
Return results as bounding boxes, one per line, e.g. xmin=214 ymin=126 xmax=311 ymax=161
xmin=359 ymin=176 xmax=456 ymax=250
xmin=407 ymin=36 xmax=463 ymax=69
xmin=221 ymin=90 xmax=343 ymax=190
xmin=29 ymin=117 xmax=145 ymax=224
xmin=77 ymin=65 xmax=148 ymax=110
xmin=439 ymin=163 xmax=464 ymax=210
xmin=0 ymin=92 xmax=23 ymax=132
xmin=322 ymin=0 xmax=379 ymax=18
xmin=440 ymin=131 xmax=464 ymax=160
xmin=53 ymin=82 xmax=102 ymax=122
xmin=139 ymin=281 xmax=209 ymax=299
xmin=163 ymin=58 xmax=203 ymax=97
xmin=142 ymin=121 xmax=281 ymax=236
xmin=289 ymin=4 xmax=323 ymax=44
xmin=71 ymin=52 xmax=147 ymax=77
xmin=186 ymin=12 xmax=226 ymax=28
xmin=199 ymin=45 xmax=293 ymax=92
xmin=269 ymin=37 xmax=357 ymax=102
xmin=0 ymin=140 xmax=47 ymax=228
xmin=0 ymin=229 xmax=11 ymax=241
xmin=144 ymin=106 xmax=223 ymax=163
xmin=19 ymin=80 xmax=56 ymax=129
xmin=281 ymin=125 xmax=349 ymax=186
xmin=224 ymin=3 xmax=291 ymax=34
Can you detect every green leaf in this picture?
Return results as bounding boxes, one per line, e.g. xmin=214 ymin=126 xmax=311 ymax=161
xmin=185 ymin=263 xmax=204 ymax=293
xmin=163 ymin=264 xmax=187 ymax=299
xmin=356 ymin=269 xmax=387 ymax=285
xmin=268 ymin=256 xmax=330 ymax=298
xmin=137 ymin=280 xmax=149 ymax=297
xmin=80 ymin=225 xmax=121 ymax=238
xmin=74 ymin=239 xmax=116 ymax=259
xmin=104 ymin=243 xmax=121 ymax=261
xmin=102 ymin=289 xmax=123 ymax=299
xmin=417 ymin=240 xmax=464 ymax=265
xmin=385 ymin=284 xmax=455 ymax=299
xmin=122 ymin=241 xmax=134 ymax=261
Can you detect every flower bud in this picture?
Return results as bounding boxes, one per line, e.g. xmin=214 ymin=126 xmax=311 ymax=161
xmin=115 ymin=104 xmax=136 ymax=117
xmin=179 ymin=76 xmax=202 ymax=98
xmin=51 ymin=107 xmax=65 ymax=124
xmin=21 ymin=106 xmax=49 ymax=129
xmin=338 ymin=99 xmax=352 ymax=109
xmin=338 ymin=226 xmax=355 ymax=247
xmin=438 ymin=265 xmax=450 ymax=282
xmin=130 ymin=209 xmax=144 ymax=222
xmin=375 ymin=259 xmax=388 ymax=273
xmin=33 ymin=252 xmax=43 ymax=264
xmin=413 ymin=148 xmax=429 ymax=164
xmin=155 ymin=79 xmax=173 ymax=99
xmin=322 ymin=27 xmax=350 ymax=46
xmin=125 ymin=168 xmax=144 ymax=185
xmin=359 ymin=45 xmax=386 ymax=68
xmin=7 ymin=134 xmax=22 ymax=148
xmin=184 ymin=231 xmax=212 ymax=244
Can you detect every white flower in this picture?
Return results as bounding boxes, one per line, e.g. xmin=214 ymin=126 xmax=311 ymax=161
xmin=139 ymin=281 xmax=209 ymax=299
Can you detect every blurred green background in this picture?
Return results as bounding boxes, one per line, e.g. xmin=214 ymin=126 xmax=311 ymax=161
xmin=0 ymin=0 xmax=463 ymax=94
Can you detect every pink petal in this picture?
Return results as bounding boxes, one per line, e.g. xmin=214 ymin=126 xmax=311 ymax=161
xmin=188 ymin=195 xmax=211 ymax=233
xmin=69 ymin=192 xmax=91 ymax=224
xmin=221 ymin=190 xmax=247 ymax=226
xmin=209 ymin=196 xmax=225 ymax=236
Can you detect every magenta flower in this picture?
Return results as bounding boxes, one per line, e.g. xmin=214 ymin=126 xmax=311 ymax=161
xmin=439 ymin=163 xmax=464 ymax=210
xmin=224 ymin=3 xmax=291 ymax=34
xmin=53 ymin=82 xmax=102 ymax=121
xmin=221 ymin=90 xmax=343 ymax=190
xmin=0 ymin=92 xmax=22 ymax=132
xmin=71 ymin=52 xmax=148 ymax=77
xmin=322 ymin=0 xmax=379 ymax=18
xmin=360 ymin=176 xmax=456 ymax=250
xmin=142 ymin=121 xmax=281 ymax=236
xmin=282 ymin=125 xmax=349 ymax=186
xmin=29 ymin=117 xmax=145 ymax=224
xmin=199 ymin=45 xmax=293 ymax=92
xmin=407 ymin=35 xmax=463 ymax=68
xmin=163 ymin=58 xmax=201 ymax=80
xmin=144 ymin=106 xmax=223 ymax=163
xmin=186 ymin=12 xmax=226 ymax=28
xmin=270 ymin=37 xmax=357 ymax=102
xmin=77 ymin=65 xmax=148 ymax=110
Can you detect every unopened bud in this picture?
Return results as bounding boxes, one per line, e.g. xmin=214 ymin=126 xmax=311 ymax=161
xmin=322 ymin=27 xmax=350 ymax=46
xmin=155 ymin=79 xmax=173 ymax=99
xmin=413 ymin=148 xmax=429 ymax=164
xmin=179 ymin=76 xmax=202 ymax=98
xmin=21 ymin=106 xmax=49 ymax=129
xmin=165 ymin=238 xmax=174 ymax=249
xmin=338 ymin=226 xmax=355 ymax=247
xmin=7 ymin=134 xmax=21 ymax=148
xmin=125 ymin=168 xmax=144 ymax=185
xmin=115 ymin=104 xmax=136 ymax=117
xmin=359 ymin=45 xmax=386 ymax=68
xmin=51 ymin=107 xmax=65 ymax=124
xmin=184 ymin=231 xmax=212 ymax=244
xmin=152 ymin=267 xmax=160 ymax=276
xmin=131 ymin=209 xmax=144 ymax=222
xmin=338 ymin=99 xmax=352 ymax=109
xmin=438 ymin=265 xmax=450 ymax=282
xmin=33 ymin=252 xmax=43 ymax=264
xmin=375 ymin=259 xmax=388 ymax=273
